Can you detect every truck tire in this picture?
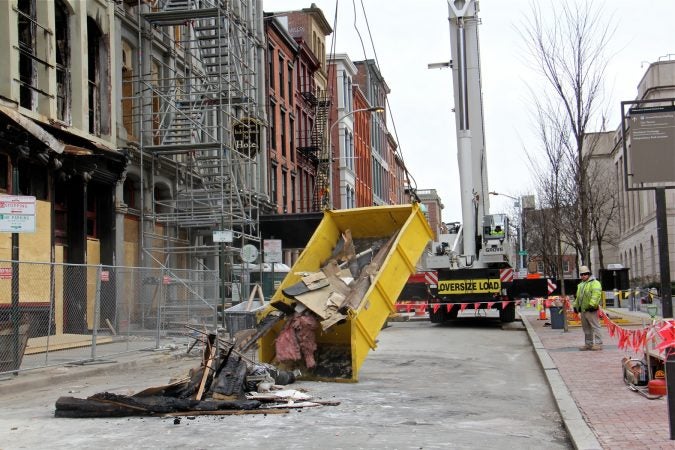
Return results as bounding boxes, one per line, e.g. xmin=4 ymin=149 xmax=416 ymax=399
xmin=499 ymin=302 xmax=516 ymax=323
xmin=429 ymin=307 xmax=446 ymax=323
xmin=429 ymin=305 xmax=458 ymax=323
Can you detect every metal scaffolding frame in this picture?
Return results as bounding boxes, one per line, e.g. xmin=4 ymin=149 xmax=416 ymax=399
xmin=127 ymin=0 xmax=266 ymax=325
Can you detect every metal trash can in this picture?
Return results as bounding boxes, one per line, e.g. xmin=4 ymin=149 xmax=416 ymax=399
xmin=549 ymin=306 xmax=565 ymax=329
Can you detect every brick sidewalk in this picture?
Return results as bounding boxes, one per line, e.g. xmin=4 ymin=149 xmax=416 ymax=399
xmin=521 ymin=307 xmax=672 ymax=449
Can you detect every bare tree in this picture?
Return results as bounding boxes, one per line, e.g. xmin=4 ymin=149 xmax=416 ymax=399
xmin=520 ymin=0 xmax=615 ymax=272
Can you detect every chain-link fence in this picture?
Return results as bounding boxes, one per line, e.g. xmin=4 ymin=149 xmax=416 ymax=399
xmin=0 ymin=261 xmax=221 ymax=375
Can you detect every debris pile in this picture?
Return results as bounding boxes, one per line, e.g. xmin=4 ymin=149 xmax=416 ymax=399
xmin=269 ymin=230 xmax=398 ymax=379
xmin=54 ymin=328 xmax=339 ymax=418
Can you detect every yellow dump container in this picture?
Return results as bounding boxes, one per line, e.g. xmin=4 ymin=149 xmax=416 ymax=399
xmin=258 ymin=204 xmax=433 ymax=382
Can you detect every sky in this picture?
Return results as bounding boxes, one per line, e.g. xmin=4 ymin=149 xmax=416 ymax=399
xmin=268 ymin=0 xmax=675 ymax=222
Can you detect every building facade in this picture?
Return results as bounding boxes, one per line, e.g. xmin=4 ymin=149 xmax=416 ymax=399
xmin=592 ymin=59 xmax=675 ymax=285
xmin=0 ymin=0 xmax=127 ymax=334
xmin=273 ymin=6 xmax=332 ymax=211
xmin=353 ymin=87 xmax=374 ymax=207
xmin=354 ymin=60 xmax=390 ymax=205
xmin=265 ymin=16 xmax=299 ymax=214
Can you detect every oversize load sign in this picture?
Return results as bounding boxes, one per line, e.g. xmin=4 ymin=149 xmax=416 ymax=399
xmin=438 ymin=279 xmax=501 ymax=295
xmin=629 ymin=105 xmax=675 ymax=184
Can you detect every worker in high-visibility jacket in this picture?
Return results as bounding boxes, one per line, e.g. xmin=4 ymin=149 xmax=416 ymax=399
xmin=573 ymin=265 xmax=603 ymax=351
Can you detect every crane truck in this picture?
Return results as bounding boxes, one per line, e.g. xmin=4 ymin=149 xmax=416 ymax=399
xmin=415 ymin=0 xmax=547 ymax=323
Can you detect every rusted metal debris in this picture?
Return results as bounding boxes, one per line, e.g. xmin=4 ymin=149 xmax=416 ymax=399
xmin=54 ymin=329 xmax=339 ymax=418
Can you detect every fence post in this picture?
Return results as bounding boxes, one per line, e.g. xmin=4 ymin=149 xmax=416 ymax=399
xmin=91 ymin=265 xmax=101 ymax=361
xmin=156 ymin=269 xmax=163 ymax=349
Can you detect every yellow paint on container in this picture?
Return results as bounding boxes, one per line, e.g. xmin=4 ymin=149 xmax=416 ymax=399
xmin=258 ymin=204 xmax=433 ymax=382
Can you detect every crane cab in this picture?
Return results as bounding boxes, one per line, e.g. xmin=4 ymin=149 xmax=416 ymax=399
xmin=480 ymin=214 xmax=511 ymax=265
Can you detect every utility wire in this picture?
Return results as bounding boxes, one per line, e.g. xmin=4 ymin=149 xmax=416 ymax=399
xmin=357 ymin=0 xmax=418 ymax=197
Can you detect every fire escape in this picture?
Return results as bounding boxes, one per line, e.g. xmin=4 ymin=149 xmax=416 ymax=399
xmin=132 ymin=0 xmax=265 ymax=326
xmin=297 ymin=88 xmax=331 ymax=211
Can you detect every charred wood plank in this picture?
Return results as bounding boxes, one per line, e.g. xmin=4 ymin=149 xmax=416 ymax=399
xmin=54 ymin=393 xmax=262 ymax=418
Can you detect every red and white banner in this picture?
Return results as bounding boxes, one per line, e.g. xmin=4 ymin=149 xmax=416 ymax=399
xmin=547 ymin=278 xmax=557 ymax=294
xmin=500 ymin=268 xmax=514 ymax=283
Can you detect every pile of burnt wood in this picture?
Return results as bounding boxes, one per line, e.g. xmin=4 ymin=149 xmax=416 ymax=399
xmin=54 ymin=329 xmax=338 ymax=418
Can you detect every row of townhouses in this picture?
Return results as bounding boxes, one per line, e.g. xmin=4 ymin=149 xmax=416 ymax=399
xmin=0 ymin=1 xmax=406 ymax=338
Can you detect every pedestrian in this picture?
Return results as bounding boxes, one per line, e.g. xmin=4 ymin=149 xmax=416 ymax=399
xmin=573 ymin=265 xmax=603 ymax=351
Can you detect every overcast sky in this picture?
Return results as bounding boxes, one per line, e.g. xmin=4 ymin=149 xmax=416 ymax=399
xmin=269 ymin=0 xmax=675 ymax=222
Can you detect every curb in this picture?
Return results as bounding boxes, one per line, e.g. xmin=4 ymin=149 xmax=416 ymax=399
xmin=0 ymin=350 xmax=195 ymax=397
xmin=519 ymin=312 xmax=602 ymax=450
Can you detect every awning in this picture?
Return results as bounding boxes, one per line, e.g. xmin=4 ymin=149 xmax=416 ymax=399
xmin=0 ymin=104 xmax=65 ymax=154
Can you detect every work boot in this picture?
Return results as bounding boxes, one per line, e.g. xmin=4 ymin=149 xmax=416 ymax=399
xmin=579 ymin=345 xmax=591 ymax=351
xmin=590 ymin=344 xmax=603 ymax=351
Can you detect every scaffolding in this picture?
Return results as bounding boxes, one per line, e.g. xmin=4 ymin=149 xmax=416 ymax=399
xmin=128 ymin=0 xmax=267 ymax=326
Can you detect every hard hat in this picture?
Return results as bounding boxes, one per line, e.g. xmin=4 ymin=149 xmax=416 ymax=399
xmin=579 ymin=265 xmax=591 ymax=275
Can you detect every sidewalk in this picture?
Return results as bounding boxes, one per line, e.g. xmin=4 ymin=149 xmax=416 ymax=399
xmin=520 ymin=306 xmax=672 ymax=450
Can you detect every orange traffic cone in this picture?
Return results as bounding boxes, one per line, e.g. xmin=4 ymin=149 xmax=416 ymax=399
xmin=415 ymin=303 xmax=427 ymax=317
xmin=539 ymin=308 xmax=547 ymax=320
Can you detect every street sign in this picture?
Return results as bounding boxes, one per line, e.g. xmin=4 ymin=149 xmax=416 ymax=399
xmin=241 ymin=244 xmax=258 ymax=263
xmin=518 ymin=251 xmax=528 ymax=256
xmin=0 ymin=195 xmax=36 ymax=233
xmin=213 ymin=230 xmax=233 ymax=243
xmin=263 ymin=239 xmax=282 ymax=263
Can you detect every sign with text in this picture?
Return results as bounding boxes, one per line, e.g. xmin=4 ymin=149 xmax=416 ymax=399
xmin=629 ymin=105 xmax=675 ymax=185
xmin=213 ymin=230 xmax=233 ymax=243
xmin=0 ymin=195 xmax=36 ymax=233
xmin=263 ymin=239 xmax=283 ymax=263
xmin=233 ymin=117 xmax=261 ymax=157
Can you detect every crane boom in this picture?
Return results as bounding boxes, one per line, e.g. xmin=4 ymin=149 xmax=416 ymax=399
xmin=448 ymin=0 xmax=490 ymax=263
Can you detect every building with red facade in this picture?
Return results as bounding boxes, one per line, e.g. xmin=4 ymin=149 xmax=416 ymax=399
xmin=353 ymin=87 xmax=373 ymax=207
xmin=271 ymin=7 xmax=332 ymax=212
xmin=264 ymin=16 xmax=299 ymax=214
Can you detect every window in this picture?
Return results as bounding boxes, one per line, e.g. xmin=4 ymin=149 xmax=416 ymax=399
xmin=280 ymin=110 xmax=286 ymax=157
xmin=291 ymin=175 xmax=296 ymax=213
xmin=53 ymin=1 xmax=70 ymax=123
xmin=270 ymin=163 xmax=278 ymax=208
xmin=267 ymin=45 xmax=274 ymax=90
xmin=278 ymin=55 xmax=284 ymax=98
xmin=563 ymin=260 xmax=570 ymax=273
xmin=269 ymin=101 xmax=276 ymax=150
xmin=123 ymin=177 xmax=139 ymax=211
xmin=287 ymin=65 xmax=293 ymax=102
xmin=121 ymin=43 xmax=135 ymax=138
xmin=150 ymin=61 xmax=160 ymax=144
xmin=17 ymin=0 xmax=37 ymax=110
xmin=289 ymin=117 xmax=295 ymax=162
xmin=282 ymin=169 xmax=288 ymax=213
xmin=87 ymin=17 xmax=102 ymax=135
xmin=18 ymin=160 xmax=47 ymax=200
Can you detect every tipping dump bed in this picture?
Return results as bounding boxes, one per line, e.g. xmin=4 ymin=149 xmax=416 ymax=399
xmin=258 ymin=204 xmax=433 ymax=382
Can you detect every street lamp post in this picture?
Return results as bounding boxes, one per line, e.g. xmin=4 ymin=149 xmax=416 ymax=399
xmin=328 ymin=106 xmax=384 ymax=209
xmin=489 ymin=191 xmax=524 ymax=271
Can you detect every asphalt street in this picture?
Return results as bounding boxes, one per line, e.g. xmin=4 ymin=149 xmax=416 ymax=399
xmin=0 ymin=317 xmax=570 ymax=449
